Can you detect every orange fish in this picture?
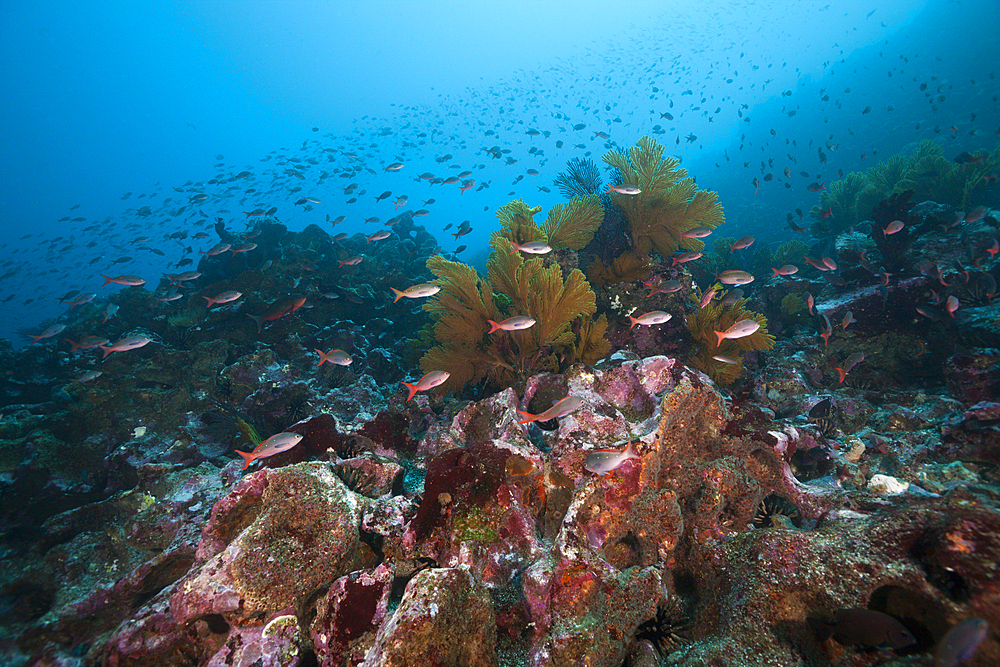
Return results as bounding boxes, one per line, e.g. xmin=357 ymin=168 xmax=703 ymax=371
xmin=247 ymin=296 xmax=306 ymax=332
xmin=401 ymin=370 xmax=450 ymax=400
xmin=235 ymin=432 xmax=304 ymax=470
xmin=517 ymin=396 xmax=584 ymax=424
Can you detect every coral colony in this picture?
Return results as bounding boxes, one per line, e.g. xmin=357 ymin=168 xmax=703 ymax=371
xmin=2 ymin=135 xmax=998 ymax=666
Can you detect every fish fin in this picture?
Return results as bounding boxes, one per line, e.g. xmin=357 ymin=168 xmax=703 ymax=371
xmin=235 ymin=450 xmax=256 ymax=470
xmin=99 ymin=345 xmax=113 ymax=359
xmin=516 ymin=410 xmax=538 ymax=424
xmin=202 ymin=296 xmax=214 ymax=307
xmin=247 ymin=314 xmax=264 ymax=333
xmin=837 ymin=368 xmax=846 ymax=383
xmin=487 ymin=320 xmax=502 ymax=333
xmin=628 ymin=315 xmax=638 ymax=329
xmin=100 ymin=274 xmax=113 ymax=286
xmin=390 ymin=288 xmax=404 ymax=303
xmin=401 ymin=381 xmax=419 ymax=401
xmin=714 ymin=330 xmax=726 ymax=347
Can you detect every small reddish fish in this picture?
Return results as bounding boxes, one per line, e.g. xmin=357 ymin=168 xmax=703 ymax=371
xmin=752 ymin=176 xmax=760 ymax=194
xmin=391 ymin=283 xmax=441 ymax=302
xmin=672 ymin=251 xmax=702 ymax=266
xmin=714 ymin=319 xmax=760 ymax=346
xmin=771 ymin=265 xmax=798 ymax=277
xmin=517 ymin=395 xmax=584 ymax=424
xmin=199 ymin=243 xmax=232 ymax=257
xmin=837 ymin=352 xmax=865 ymax=383
xmin=315 ymin=349 xmax=352 ymax=366
xmin=884 ymin=219 xmax=905 ymax=235
xmin=807 ymin=181 xmax=826 ymax=192
xmin=645 ymin=279 xmax=683 ymax=297
xmin=718 ymin=270 xmax=754 ymax=285
xmin=699 ymin=288 xmax=718 ymax=308
xmin=987 ymin=239 xmax=999 ymax=258
xmin=729 ymin=236 xmax=755 ymax=251
xmin=510 ymin=241 xmax=552 ymax=254
xmin=71 ymin=370 xmax=103 ymax=384
xmin=819 ymin=207 xmax=834 ymax=219
xmin=367 ymin=230 xmax=391 ymax=243
xmin=384 ymin=162 xmax=404 ymax=172
xmin=339 ymin=255 xmax=363 ymax=267
xmin=101 ymin=304 xmax=119 ymax=323
xmin=401 ymin=370 xmax=451 ymax=400
xmin=25 ymin=323 xmax=66 ymax=345
xmin=247 ymin=296 xmax=306 ymax=332
xmin=585 ymin=438 xmax=640 ymax=476
xmin=629 ymin=310 xmax=672 ymax=329
xmin=488 ymin=316 xmax=536 ymax=333
xmin=235 ymin=432 xmax=304 ymax=470
xmin=964 ymin=206 xmax=988 ymax=225
xmin=459 ymin=179 xmax=475 ymax=194
xmin=203 ymin=291 xmax=243 ymax=308
xmin=712 ymin=355 xmax=738 ymax=364
xmin=807 ymin=293 xmax=815 ymax=315
xmin=393 ymin=195 xmax=408 ymax=210
xmin=166 ymin=271 xmax=201 ymax=285
xmin=683 ymin=227 xmax=714 ymax=239
xmin=607 ymin=183 xmax=641 ymax=195
xmin=946 ymin=295 xmax=960 ymax=317
xmin=101 ymin=274 xmax=145 ymax=287
xmin=67 ymin=335 xmax=109 ymax=351
xmin=841 ymin=311 xmax=855 ymax=329
xmin=99 ymin=334 xmax=151 ymax=359
xmin=65 ymin=292 xmax=97 ymax=311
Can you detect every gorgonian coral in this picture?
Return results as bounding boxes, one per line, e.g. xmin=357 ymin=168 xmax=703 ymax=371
xmin=602 ymin=136 xmax=725 ymax=260
xmin=419 ymin=226 xmax=609 ymax=395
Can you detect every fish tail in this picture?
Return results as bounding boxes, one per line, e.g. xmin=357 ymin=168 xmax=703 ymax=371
xmin=401 ymin=382 xmax=419 ymax=401
xmin=202 ymin=296 xmax=215 ymax=308
xmin=99 ymin=345 xmax=113 ymax=359
xmin=236 ymin=450 xmax=256 ymax=470
xmin=714 ymin=330 xmax=726 ymax=347
xmin=100 ymin=274 xmax=113 ymax=287
xmin=390 ymin=288 xmax=404 ymax=303
xmin=247 ymin=314 xmax=264 ymax=333
xmin=516 ymin=410 xmax=538 ymax=424
xmin=771 ymin=268 xmax=780 ymax=277
xmin=25 ymin=333 xmax=41 ymax=345
xmin=66 ymin=339 xmax=79 ymax=351
xmin=628 ymin=315 xmax=639 ymax=329
xmin=837 ymin=368 xmax=846 ymax=383
xmin=487 ymin=320 xmax=502 ymax=333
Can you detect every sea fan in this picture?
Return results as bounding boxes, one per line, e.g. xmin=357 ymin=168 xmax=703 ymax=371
xmin=554 ymin=157 xmax=603 ymax=198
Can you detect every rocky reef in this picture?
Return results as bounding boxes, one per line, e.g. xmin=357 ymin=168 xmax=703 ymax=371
xmin=1 ymin=147 xmax=999 ymax=665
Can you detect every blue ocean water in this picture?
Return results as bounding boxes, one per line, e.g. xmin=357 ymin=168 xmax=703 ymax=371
xmin=0 ymin=0 xmax=996 ymax=345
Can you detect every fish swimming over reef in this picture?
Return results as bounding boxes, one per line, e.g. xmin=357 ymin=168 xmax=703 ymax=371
xmin=235 ymin=432 xmax=304 ymax=470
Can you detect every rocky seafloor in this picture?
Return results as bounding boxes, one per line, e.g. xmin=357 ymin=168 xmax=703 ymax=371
xmin=1 ymin=210 xmax=999 ymax=666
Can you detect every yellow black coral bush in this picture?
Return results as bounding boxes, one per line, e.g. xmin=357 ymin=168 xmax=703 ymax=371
xmin=602 ymin=135 xmax=725 ymax=260
xmin=419 ymin=203 xmax=610 ymax=395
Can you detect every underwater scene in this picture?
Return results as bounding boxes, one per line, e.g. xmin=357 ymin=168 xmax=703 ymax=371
xmin=2 ymin=0 xmax=999 ymax=665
